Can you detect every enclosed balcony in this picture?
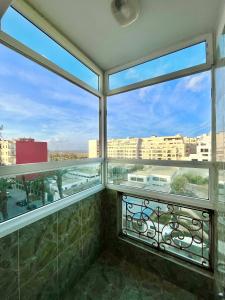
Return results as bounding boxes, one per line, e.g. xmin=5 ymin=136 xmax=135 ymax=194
xmin=0 ymin=0 xmax=224 ymax=299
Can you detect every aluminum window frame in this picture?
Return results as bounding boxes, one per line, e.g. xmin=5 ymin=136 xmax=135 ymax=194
xmin=13 ymin=1 xmax=103 ymax=92
xmin=0 ymin=3 xmax=217 ymax=246
xmin=106 ymin=159 xmax=216 ymax=210
xmin=0 ymin=31 xmax=102 ymax=98
xmin=106 ymin=33 xmax=213 ymax=96
xmin=105 ymin=33 xmax=216 ymax=213
xmin=0 ymin=5 xmax=105 ymax=237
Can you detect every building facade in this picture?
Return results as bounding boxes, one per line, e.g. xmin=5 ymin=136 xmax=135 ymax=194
xmin=0 ymin=138 xmax=48 ymax=165
xmin=88 ymin=140 xmax=99 ymax=158
xmin=140 ymin=135 xmax=197 ymax=160
xmin=0 ymin=140 xmax=16 ymax=165
xmin=88 ymin=134 xmax=210 ymax=161
xmin=189 ymin=134 xmax=211 ymax=161
xmin=16 ymin=138 xmax=48 ymax=164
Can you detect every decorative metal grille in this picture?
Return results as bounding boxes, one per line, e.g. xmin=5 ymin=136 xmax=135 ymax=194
xmin=122 ymin=194 xmax=212 ymax=269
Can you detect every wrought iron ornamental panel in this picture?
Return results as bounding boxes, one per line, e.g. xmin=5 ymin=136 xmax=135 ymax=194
xmin=121 ymin=194 xmax=212 ymax=269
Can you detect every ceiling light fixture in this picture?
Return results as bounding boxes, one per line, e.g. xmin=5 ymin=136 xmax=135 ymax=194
xmin=111 ymin=0 xmax=140 ymax=27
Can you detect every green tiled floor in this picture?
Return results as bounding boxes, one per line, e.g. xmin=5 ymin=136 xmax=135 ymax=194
xmin=64 ymin=252 xmax=198 ymax=300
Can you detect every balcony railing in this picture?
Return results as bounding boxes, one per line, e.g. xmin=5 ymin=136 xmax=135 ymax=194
xmin=121 ymin=194 xmax=213 ymax=269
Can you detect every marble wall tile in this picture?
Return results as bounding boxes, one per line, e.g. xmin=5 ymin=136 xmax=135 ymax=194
xmin=19 ymin=213 xmax=58 ymax=285
xmin=58 ymin=201 xmax=82 ymax=254
xmin=58 ymin=239 xmax=83 ymax=297
xmin=0 ymin=232 xmax=19 ymax=300
xmin=0 ymin=192 xmax=103 ymax=299
xmin=20 ymin=258 xmax=58 ymax=300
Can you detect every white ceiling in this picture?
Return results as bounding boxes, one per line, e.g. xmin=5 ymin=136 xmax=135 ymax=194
xmin=25 ymin=0 xmax=222 ymax=71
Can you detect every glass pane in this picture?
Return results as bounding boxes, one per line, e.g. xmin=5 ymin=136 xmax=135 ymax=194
xmin=109 ymin=42 xmax=206 ymax=89
xmin=218 ymin=169 xmax=225 ymax=202
xmin=122 ymin=195 xmax=211 ymax=268
xmin=108 ymin=163 xmax=209 ymax=199
xmin=0 ymin=163 xmax=101 ymax=222
xmin=106 ymin=72 xmax=211 ymax=161
xmin=216 ymin=66 xmax=225 ymax=162
xmin=0 ymin=44 xmax=99 ymax=165
xmin=2 ymin=7 xmax=99 ymax=90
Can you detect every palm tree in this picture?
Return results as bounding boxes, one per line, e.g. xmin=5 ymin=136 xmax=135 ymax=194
xmin=56 ymin=169 xmax=67 ymax=199
xmin=21 ymin=175 xmax=30 ymax=207
xmin=0 ymin=178 xmax=14 ymax=221
xmin=31 ymin=176 xmax=46 ymax=206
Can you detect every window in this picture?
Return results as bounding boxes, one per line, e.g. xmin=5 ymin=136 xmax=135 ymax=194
xmin=0 ymin=44 xmax=99 ymax=165
xmin=0 ymin=42 xmax=102 ymax=223
xmin=107 ymin=71 xmax=211 ymax=162
xmin=108 ymin=164 xmax=209 ymax=199
xmin=153 ymin=177 xmax=159 ymax=181
xmin=121 ymin=194 xmax=212 ymax=268
xmin=109 ymin=42 xmax=207 ymax=90
xmin=1 ymin=7 xmax=99 ymax=90
xmin=137 ymin=178 xmax=144 ymax=182
xmin=0 ymin=163 xmax=101 ymax=222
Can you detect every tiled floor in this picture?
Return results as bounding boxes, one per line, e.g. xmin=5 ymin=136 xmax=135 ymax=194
xmin=64 ymin=252 xmax=198 ymax=300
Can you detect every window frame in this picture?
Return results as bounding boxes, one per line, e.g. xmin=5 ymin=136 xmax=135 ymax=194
xmin=105 ymin=34 xmax=217 ymax=212
xmin=106 ymin=33 xmax=213 ymax=96
xmin=0 ymin=5 xmax=105 ymax=236
xmin=0 ymin=4 xmax=217 ymax=246
xmin=118 ymin=192 xmax=214 ymax=271
xmin=8 ymin=2 xmax=103 ymax=93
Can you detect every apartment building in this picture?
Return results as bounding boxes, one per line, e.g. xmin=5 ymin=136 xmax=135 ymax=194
xmin=108 ymin=138 xmax=141 ymax=159
xmin=0 ymin=140 xmax=16 ymax=165
xmin=216 ymin=132 xmax=225 ymax=161
xmin=0 ymin=138 xmax=48 ymax=165
xmin=89 ymin=135 xmax=200 ymax=160
xmin=16 ymin=138 xmax=48 ymax=164
xmin=189 ymin=134 xmax=211 ymax=161
xmin=88 ymin=140 xmax=99 ymax=158
xmin=140 ymin=135 xmax=197 ymax=160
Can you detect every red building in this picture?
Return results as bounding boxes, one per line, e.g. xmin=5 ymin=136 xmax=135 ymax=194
xmin=16 ymin=138 xmax=48 ymax=164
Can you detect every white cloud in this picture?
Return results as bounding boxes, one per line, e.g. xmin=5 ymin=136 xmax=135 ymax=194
xmin=183 ymin=72 xmax=209 ymax=92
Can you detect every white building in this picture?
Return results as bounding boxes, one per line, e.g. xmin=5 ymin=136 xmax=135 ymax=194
xmin=127 ymin=167 xmax=178 ymax=192
xmin=189 ymin=134 xmax=211 ymax=161
xmin=88 ymin=140 xmax=99 ymax=158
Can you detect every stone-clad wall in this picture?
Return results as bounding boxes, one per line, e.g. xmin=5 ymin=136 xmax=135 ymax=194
xmin=101 ymin=189 xmax=214 ymax=300
xmin=0 ymin=189 xmax=215 ymax=299
xmin=0 ymin=192 xmax=102 ymax=300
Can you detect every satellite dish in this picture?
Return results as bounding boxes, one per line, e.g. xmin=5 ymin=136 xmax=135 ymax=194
xmin=111 ymin=0 xmax=140 ymax=27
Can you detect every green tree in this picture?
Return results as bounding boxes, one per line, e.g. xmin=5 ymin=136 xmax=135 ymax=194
xmin=183 ymin=173 xmax=208 ymax=185
xmin=55 ymin=169 xmax=67 ymax=199
xmin=0 ymin=178 xmax=14 ymax=220
xmin=31 ymin=176 xmax=46 ymax=206
xmin=21 ymin=175 xmax=30 ymax=206
xmin=171 ymin=175 xmax=188 ymax=195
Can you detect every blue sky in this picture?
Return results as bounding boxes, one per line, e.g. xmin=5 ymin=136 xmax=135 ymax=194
xmin=109 ymin=42 xmax=206 ymax=90
xmin=108 ymin=71 xmax=211 ymax=139
xmin=0 ymin=7 xmax=211 ymax=151
xmin=2 ymin=7 xmax=98 ymax=90
xmin=0 ymin=44 xmax=99 ymax=151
